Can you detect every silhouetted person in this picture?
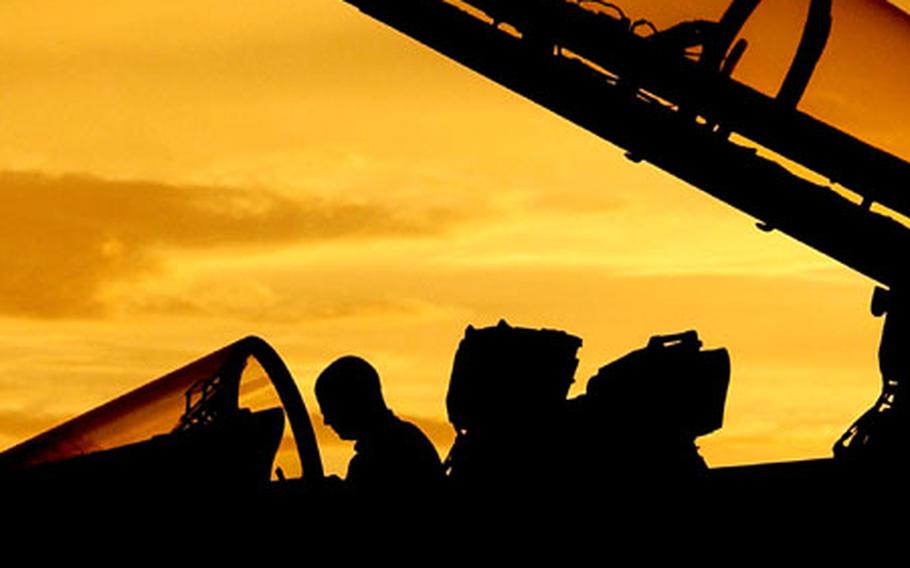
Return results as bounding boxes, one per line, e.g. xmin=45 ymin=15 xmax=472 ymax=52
xmin=315 ymin=356 xmax=444 ymax=501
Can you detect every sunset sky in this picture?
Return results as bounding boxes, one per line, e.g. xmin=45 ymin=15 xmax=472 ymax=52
xmin=1 ymin=0 xmax=909 ymax=476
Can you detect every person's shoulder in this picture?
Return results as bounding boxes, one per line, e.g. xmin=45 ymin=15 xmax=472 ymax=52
xmin=388 ymin=415 xmax=440 ymax=457
xmin=390 ymin=415 xmax=432 ymax=443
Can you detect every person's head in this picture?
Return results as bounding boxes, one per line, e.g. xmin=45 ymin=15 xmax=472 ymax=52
xmin=315 ymin=355 xmax=388 ymax=440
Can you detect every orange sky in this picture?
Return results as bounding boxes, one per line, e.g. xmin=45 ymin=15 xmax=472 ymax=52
xmin=1 ymin=0 xmax=909 ymax=475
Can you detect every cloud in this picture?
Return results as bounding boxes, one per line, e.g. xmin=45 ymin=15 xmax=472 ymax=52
xmin=0 ymin=408 xmax=61 ymax=448
xmin=0 ymin=171 xmax=465 ymax=318
xmin=122 ymin=287 xmax=440 ymax=324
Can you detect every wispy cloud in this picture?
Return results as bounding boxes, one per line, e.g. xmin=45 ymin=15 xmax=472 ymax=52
xmin=0 ymin=171 xmax=466 ymax=318
xmin=0 ymin=408 xmax=62 ymax=447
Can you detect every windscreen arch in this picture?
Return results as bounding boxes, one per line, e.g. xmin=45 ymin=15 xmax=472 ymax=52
xmin=0 ymin=336 xmax=323 ymax=491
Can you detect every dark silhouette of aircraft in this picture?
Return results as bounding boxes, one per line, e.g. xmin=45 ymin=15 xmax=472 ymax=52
xmin=329 ymin=0 xmax=910 ymax=512
xmin=5 ymin=0 xmax=910 ymax=525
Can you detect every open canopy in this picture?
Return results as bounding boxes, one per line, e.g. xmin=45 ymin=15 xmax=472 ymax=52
xmin=601 ymin=0 xmax=910 ymax=162
xmin=341 ymin=0 xmax=910 ymax=287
